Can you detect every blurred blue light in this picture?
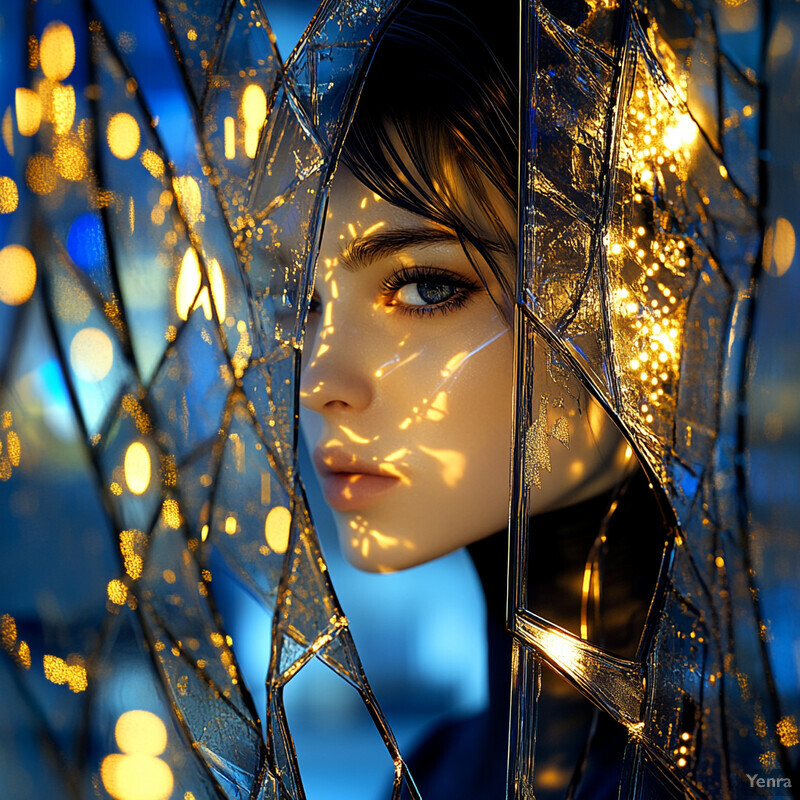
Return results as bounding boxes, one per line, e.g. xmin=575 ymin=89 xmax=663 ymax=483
xmin=67 ymin=213 xmax=108 ymax=273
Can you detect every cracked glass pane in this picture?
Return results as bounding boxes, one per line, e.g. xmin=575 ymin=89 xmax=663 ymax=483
xmin=1 ymin=1 xmax=798 ymax=799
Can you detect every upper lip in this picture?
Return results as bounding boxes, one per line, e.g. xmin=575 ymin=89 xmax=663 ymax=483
xmin=313 ymin=447 xmax=395 ymax=478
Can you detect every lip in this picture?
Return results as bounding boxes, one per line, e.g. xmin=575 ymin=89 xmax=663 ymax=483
xmin=313 ymin=448 xmax=402 ymax=512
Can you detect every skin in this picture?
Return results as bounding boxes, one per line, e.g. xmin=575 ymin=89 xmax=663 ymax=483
xmin=300 ymin=169 xmax=631 ymax=572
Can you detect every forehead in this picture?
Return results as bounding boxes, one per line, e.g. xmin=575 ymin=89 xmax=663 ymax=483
xmin=324 ymin=169 xmax=440 ymax=234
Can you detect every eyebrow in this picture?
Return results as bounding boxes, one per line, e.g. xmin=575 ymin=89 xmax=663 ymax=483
xmin=339 ymin=227 xmax=460 ymax=272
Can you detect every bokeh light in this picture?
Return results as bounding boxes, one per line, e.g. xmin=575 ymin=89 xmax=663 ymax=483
xmin=101 ymin=754 xmax=174 ymax=800
xmin=107 ymin=113 xmax=141 ymax=160
xmin=172 ymin=175 xmax=201 ymax=225
xmin=175 ymin=247 xmax=225 ymax=321
xmin=0 ymin=244 xmax=36 ymax=305
xmin=124 ymin=442 xmax=151 ymax=495
xmin=764 ymin=217 xmax=796 ymax=277
xmin=265 ymin=505 xmax=292 ymax=554
xmin=0 ymin=177 xmax=19 ymax=213
xmin=69 ymin=327 xmax=114 ymax=382
xmin=115 ymin=710 xmax=168 ymax=756
xmin=15 ymin=88 xmax=41 ymax=136
xmin=242 ymin=84 xmax=267 ymax=159
xmin=25 ymin=153 xmax=57 ymax=195
xmin=40 ymin=22 xmax=76 ymax=82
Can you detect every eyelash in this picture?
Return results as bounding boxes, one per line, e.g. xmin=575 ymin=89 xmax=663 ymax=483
xmin=380 ymin=266 xmax=481 ymax=317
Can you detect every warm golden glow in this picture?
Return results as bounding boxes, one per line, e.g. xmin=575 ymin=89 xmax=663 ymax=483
xmin=54 ymin=136 xmax=87 ymax=181
xmin=265 ymin=505 xmax=292 ymax=554
xmin=140 ymin=149 xmax=164 ymax=178
xmin=161 ymin=499 xmax=181 ymax=529
xmin=69 ymin=327 xmax=114 ymax=382
xmin=535 ymin=629 xmax=585 ymax=675
xmin=172 ymin=175 xmax=201 ymax=225
xmin=175 ymin=248 xmax=225 ymax=321
xmin=40 ymin=22 xmax=75 ymax=81
xmin=51 ymin=83 xmax=76 ymax=134
xmin=26 ymin=153 xmax=58 ymax=195
xmin=662 ymin=113 xmax=697 ymax=153
xmin=124 ymin=442 xmax=151 ymax=495
xmin=224 ymin=515 xmax=237 ymax=535
xmin=241 ymin=84 xmax=267 ymax=159
xmin=0 ymin=177 xmax=19 ymax=213
xmin=208 ymin=258 xmax=226 ymax=322
xmin=777 ymin=716 xmax=799 ymax=747
xmin=224 ymin=115 xmax=235 ymax=160
xmin=101 ymin=753 xmax=174 ymax=800
xmin=2 ymin=107 xmax=13 ymax=156
xmin=176 ymin=247 xmax=202 ymax=320
xmin=120 ymin=530 xmax=146 ymax=579
xmin=418 ymin=444 xmax=465 ymax=488
xmin=115 ymin=710 xmax=168 ymax=756
xmin=764 ymin=217 xmax=795 ymax=277
xmin=107 ymin=579 xmax=128 ymax=606
xmin=0 ymin=244 xmax=36 ymax=305
xmin=15 ymin=88 xmax=41 ymax=136
xmin=107 ymin=113 xmax=141 ymax=160
xmin=43 ymin=654 xmax=87 ymax=692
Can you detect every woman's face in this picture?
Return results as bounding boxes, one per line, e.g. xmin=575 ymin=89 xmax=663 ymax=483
xmin=300 ymin=169 xmax=629 ymax=572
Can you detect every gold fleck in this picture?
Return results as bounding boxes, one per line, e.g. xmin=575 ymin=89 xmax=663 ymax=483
xmin=777 ymin=716 xmax=799 ymax=747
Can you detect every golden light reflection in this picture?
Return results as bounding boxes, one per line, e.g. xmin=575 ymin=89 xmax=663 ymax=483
xmin=0 ymin=244 xmax=36 ymax=305
xmin=1 ymin=613 xmax=31 ymax=669
xmin=224 ymin=115 xmax=235 ymax=160
xmin=241 ymin=84 xmax=267 ymax=159
xmin=124 ymin=442 xmax=151 ymax=495
xmin=102 ymin=711 xmax=173 ymax=800
xmin=764 ymin=217 xmax=795 ymax=277
xmin=172 ymin=175 xmax=201 ymax=224
xmin=661 ymin=112 xmax=697 ymax=153
xmin=777 ymin=716 xmax=799 ymax=747
xmin=175 ymin=247 xmax=226 ymax=321
xmin=339 ymin=425 xmax=371 ymax=445
xmin=40 ymin=22 xmax=75 ymax=82
xmin=115 ymin=710 xmax=168 ymax=755
xmin=208 ymin=258 xmax=226 ymax=321
xmin=535 ymin=629 xmax=585 ymax=675
xmin=161 ymin=499 xmax=181 ymax=529
xmin=107 ymin=579 xmax=128 ymax=605
xmin=51 ymin=83 xmax=76 ymax=134
xmin=418 ymin=444 xmax=465 ymax=487
xmin=69 ymin=327 xmax=114 ymax=382
xmin=0 ymin=176 xmax=19 ymax=213
xmin=120 ymin=529 xmax=146 ymax=579
xmin=107 ymin=113 xmax=141 ymax=160
xmin=140 ymin=149 xmax=164 ymax=178
xmin=265 ymin=505 xmax=292 ymax=554
xmin=25 ymin=152 xmax=57 ymax=194
xmin=54 ymin=136 xmax=87 ymax=181
xmin=15 ymin=88 xmax=42 ymax=136
xmin=43 ymin=653 xmax=87 ymax=692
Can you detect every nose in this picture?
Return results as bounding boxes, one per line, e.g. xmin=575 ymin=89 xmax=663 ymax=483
xmin=300 ymin=315 xmax=374 ymax=415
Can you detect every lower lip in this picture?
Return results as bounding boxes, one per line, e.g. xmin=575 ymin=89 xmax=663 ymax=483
xmin=320 ymin=472 xmax=401 ymax=512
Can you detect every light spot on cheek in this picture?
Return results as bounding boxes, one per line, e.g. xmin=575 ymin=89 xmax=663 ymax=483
xmin=425 ymin=391 xmax=449 ymax=421
xmin=418 ymin=444 xmax=465 ymax=488
xmin=338 ymin=425 xmax=371 ymax=445
xmin=569 ymin=460 xmax=585 ymax=479
xmin=441 ymin=351 xmax=470 ymax=379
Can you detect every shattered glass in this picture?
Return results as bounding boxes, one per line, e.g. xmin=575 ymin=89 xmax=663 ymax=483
xmin=1 ymin=1 xmax=798 ymax=799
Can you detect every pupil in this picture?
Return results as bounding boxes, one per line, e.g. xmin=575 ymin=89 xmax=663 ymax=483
xmin=417 ymin=282 xmax=453 ymax=304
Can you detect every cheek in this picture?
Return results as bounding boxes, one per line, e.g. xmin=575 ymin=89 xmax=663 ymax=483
xmin=345 ymin=332 xmax=515 ymax=571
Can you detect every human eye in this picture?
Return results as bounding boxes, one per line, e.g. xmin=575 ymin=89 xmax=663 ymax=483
xmin=380 ymin=266 xmax=481 ymax=317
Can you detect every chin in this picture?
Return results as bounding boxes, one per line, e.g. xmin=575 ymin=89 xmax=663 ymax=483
xmin=334 ymin=512 xmax=503 ymax=573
